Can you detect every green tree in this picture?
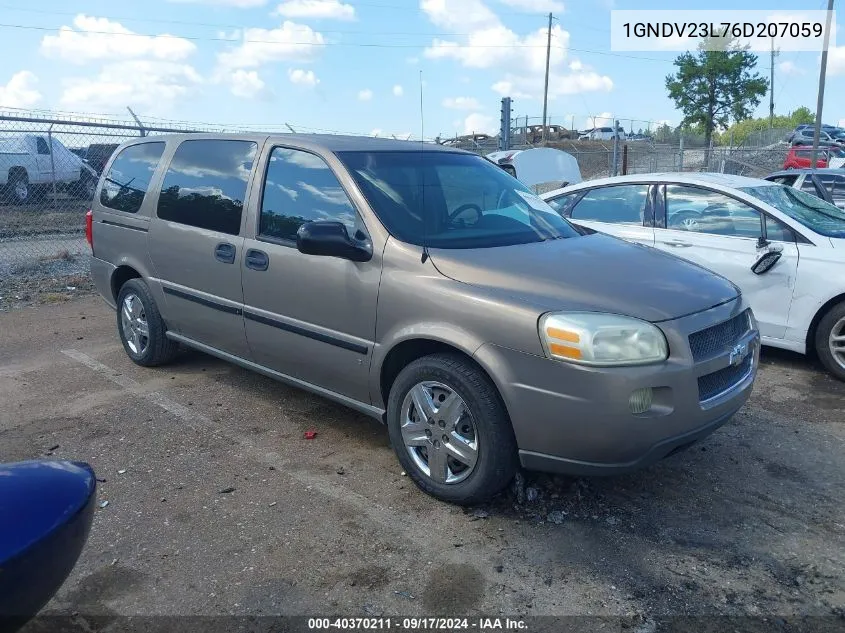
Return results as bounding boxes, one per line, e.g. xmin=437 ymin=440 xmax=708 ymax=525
xmin=665 ymin=37 xmax=768 ymax=151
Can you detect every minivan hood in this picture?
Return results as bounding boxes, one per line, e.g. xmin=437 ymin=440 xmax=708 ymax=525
xmin=429 ymin=234 xmax=739 ymax=323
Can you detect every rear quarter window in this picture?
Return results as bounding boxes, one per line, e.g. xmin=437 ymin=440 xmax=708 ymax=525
xmin=156 ymin=139 xmax=257 ymax=235
xmin=100 ymin=142 xmax=166 ymax=214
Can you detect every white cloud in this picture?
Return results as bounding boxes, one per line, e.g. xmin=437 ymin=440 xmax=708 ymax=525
xmin=443 ymin=96 xmax=482 ymax=110
xmin=358 ymin=88 xmax=373 ymax=101
xmin=0 ymin=71 xmax=42 ymax=108
xmin=422 ymin=1 xmax=612 ymax=100
xmin=498 ymin=0 xmax=564 ymax=11
xmin=393 ymin=84 xmax=404 ymax=97
xmin=584 ymin=112 xmax=613 ymax=129
xmin=406 ymin=56 xmax=420 ymax=64
xmin=370 ymin=128 xmax=383 ymax=136
xmin=464 ymin=112 xmax=495 ymax=134
xmin=839 ymin=118 xmax=845 ymax=128
xmin=421 ymin=0 xmax=499 ymax=31
xmin=493 ymin=69 xmax=612 ymax=100
xmin=217 ymin=21 xmax=324 ymax=70
xmin=59 ymin=61 xmax=201 ymax=113
xmin=168 ymin=0 xmax=267 ymax=6
xmin=41 ymin=15 xmax=196 ymax=64
xmin=288 ymin=68 xmax=319 ymax=86
xmin=778 ymin=60 xmax=804 ymax=76
xmin=229 ymin=69 xmax=266 ymax=98
xmin=829 ymin=45 xmax=845 ymax=76
xmin=274 ymin=0 xmax=355 ymax=20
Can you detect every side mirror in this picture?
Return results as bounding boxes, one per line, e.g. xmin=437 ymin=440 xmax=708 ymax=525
xmin=0 ymin=460 xmax=97 ymax=630
xmin=296 ymin=221 xmax=372 ymax=262
xmin=751 ymin=250 xmax=782 ymax=275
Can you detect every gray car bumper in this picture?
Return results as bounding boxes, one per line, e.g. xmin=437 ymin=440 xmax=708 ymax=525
xmin=474 ymin=299 xmax=758 ymax=476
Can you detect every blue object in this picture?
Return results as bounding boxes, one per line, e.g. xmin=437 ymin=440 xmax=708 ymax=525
xmin=0 ymin=460 xmax=96 ymax=627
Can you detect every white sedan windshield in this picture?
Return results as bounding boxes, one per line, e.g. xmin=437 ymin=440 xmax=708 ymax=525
xmin=741 ymin=185 xmax=845 ymax=239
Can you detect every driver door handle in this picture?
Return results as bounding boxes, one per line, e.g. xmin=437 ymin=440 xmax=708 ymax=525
xmin=663 ymin=240 xmax=692 ymax=248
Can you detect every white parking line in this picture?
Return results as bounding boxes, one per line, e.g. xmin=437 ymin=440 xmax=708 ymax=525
xmin=61 ymin=348 xmax=480 ymax=558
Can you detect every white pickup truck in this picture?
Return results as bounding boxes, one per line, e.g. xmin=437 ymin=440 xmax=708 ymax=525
xmin=1 ymin=134 xmax=98 ymax=204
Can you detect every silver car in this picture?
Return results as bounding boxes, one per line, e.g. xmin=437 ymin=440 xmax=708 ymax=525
xmin=87 ymin=134 xmax=760 ymax=504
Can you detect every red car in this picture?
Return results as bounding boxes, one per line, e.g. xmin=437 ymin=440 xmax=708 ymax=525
xmin=783 ymin=145 xmax=845 ymax=169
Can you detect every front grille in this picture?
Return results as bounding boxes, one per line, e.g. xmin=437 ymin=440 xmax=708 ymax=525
xmin=698 ymin=354 xmax=753 ymax=402
xmin=688 ymin=310 xmax=751 ymax=363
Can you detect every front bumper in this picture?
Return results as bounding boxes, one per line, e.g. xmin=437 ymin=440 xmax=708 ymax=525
xmin=474 ymin=298 xmax=759 ymax=476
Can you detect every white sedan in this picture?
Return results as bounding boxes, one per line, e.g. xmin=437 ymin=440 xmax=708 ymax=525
xmin=542 ymin=173 xmax=845 ymax=381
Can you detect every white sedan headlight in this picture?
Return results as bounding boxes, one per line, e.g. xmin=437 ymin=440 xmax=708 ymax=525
xmin=539 ymin=312 xmax=668 ymax=366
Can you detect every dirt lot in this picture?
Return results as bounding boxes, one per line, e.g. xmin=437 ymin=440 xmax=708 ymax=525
xmin=1 ymin=296 xmax=844 ymax=626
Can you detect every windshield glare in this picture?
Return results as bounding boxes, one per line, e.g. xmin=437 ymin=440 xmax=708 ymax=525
xmin=740 ymin=184 xmax=845 ymax=238
xmin=337 ymin=150 xmax=579 ymax=248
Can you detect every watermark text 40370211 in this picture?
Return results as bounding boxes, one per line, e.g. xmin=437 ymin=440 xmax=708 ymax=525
xmin=610 ymin=10 xmax=836 ymax=52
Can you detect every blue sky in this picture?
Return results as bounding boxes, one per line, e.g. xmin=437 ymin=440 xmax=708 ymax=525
xmin=0 ymin=0 xmax=843 ymax=138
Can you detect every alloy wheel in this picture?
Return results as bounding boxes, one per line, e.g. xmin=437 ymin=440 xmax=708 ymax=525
xmin=400 ymin=381 xmax=479 ymax=484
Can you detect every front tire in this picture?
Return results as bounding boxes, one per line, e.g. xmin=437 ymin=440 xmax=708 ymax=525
xmin=8 ymin=171 xmax=29 ymax=204
xmin=815 ymin=301 xmax=845 ymax=381
xmin=386 ymin=354 xmax=518 ymax=505
xmin=116 ymin=279 xmax=179 ymax=367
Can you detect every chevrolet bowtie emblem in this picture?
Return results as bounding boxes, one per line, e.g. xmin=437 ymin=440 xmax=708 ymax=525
xmin=729 ymin=342 xmax=750 ymax=367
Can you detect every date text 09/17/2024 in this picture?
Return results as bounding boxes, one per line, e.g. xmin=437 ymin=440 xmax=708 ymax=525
xmin=307 ymin=618 xmax=528 ymax=630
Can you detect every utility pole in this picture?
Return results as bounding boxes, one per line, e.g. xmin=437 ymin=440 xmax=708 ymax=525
xmin=811 ymin=0 xmax=834 ymax=171
xmin=769 ymin=39 xmax=777 ymax=128
xmin=541 ymin=12 xmax=552 ymax=143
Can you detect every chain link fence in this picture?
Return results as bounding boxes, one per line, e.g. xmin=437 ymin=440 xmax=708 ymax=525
xmin=0 ymin=112 xmax=238 ymax=308
xmin=1 ymin=109 xmax=796 ymax=308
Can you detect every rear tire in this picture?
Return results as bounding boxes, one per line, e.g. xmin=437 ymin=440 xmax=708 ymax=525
xmin=386 ymin=353 xmax=518 ymax=505
xmin=7 ymin=171 xmax=29 ymax=204
xmin=116 ymin=278 xmax=179 ymax=367
xmin=815 ymin=300 xmax=845 ymax=382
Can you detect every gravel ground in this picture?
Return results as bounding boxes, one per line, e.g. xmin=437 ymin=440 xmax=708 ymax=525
xmin=1 ymin=296 xmax=843 ymax=627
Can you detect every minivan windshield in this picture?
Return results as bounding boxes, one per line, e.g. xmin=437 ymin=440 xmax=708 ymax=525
xmin=741 ymin=184 xmax=845 ymax=238
xmin=337 ymin=150 xmax=579 ymax=248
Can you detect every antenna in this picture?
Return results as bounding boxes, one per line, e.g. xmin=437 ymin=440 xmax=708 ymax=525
xmin=419 ymin=70 xmax=425 ymax=143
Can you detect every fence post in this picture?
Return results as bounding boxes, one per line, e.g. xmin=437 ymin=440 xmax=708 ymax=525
xmin=622 ymin=143 xmax=628 ymax=175
xmin=611 ymin=119 xmax=620 ymax=177
xmin=678 ymin=135 xmax=684 ymax=171
xmin=47 ymin=124 xmax=58 ymax=209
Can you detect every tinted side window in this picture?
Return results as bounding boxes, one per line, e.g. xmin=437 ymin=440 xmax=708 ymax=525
xmin=36 ymin=137 xmax=49 ymax=155
xmin=796 ymin=150 xmax=811 ymax=158
xmin=100 ymin=142 xmax=165 ymax=214
xmin=157 ymin=140 xmax=257 ymax=235
xmin=259 ymin=147 xmax=359 ymax=242
xmin=665 ymin=185 xmax=761 ymax=238
xmin=570 ymin=185 xmax=648 ymax=225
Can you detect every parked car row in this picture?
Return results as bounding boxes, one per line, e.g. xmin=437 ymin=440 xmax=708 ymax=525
xmin=88 ymin=134 xmax=763 ymax=505
xmin=542 ymin=173 xmax=845 ymax=382
xmin=783 ymin=145 xmax=845 ymax=170
xmin=787 ymin=123 xmax=845 ymax=148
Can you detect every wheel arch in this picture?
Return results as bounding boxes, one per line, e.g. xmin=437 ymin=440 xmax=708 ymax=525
xmin=377 ymin=336 xmax=504 ymax=416
xmin=110 ymin=265 xmax=143 ymax=304
xmin=806 ymin=292 xmax=845 ymax=357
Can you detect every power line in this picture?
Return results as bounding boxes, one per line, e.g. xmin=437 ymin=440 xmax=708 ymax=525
xmin=0 ymin=21 xmax=679 ymax=62
xmin=0 ymin=22 xmax=569 ymax=48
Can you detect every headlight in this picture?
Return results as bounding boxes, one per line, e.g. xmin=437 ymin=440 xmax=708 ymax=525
xmin=539 ymin=312 xmax=668 ymax=366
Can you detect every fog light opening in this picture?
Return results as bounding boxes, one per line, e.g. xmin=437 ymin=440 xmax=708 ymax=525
xmin=629 ymin=387 xmax=654 ymax=415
